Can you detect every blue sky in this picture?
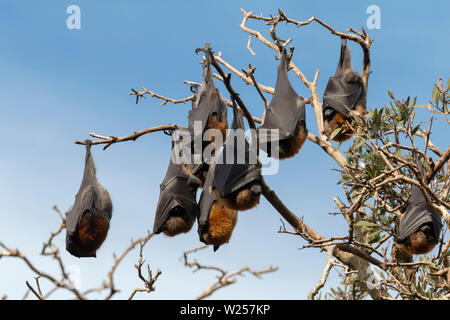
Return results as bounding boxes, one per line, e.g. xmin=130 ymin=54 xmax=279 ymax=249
xmin=0 ymin=0 xmax=449 ymax=299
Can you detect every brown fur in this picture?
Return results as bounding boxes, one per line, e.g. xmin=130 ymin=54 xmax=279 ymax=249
xmin=182 ymin=163 xmax=207 ymax=188
xmin=206 ymin=113 xmax=228 ymax=145
xmin=324 ymin=104 xmax=365 ymax=142
xmin=217 ymin=189 xmax=260 ymax=211
xmin=397 ymin=230 xmax=437 ymax=255
xmin=197 ymin=113 xmax=228 ymax=188
xmin=202 ymin=201 xmax=237 ymax=248
xmin=182 ymin=164 xmax=193 ymax=175
xmin=278 ymin=123 xmax=308 ymax=159
xmin=163 ymin=215 xmax=195 ymax=237
xmin=77 ymin=211 xmax=110 ymax=255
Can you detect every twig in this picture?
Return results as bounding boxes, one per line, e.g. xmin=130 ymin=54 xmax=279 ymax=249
xmin=181 ymin=245 xmax=277 ymax=300
xmin=74 ymin=125 xmax=187 ymax=150
xmin=130 ymin=87 xmax=194 ymax=106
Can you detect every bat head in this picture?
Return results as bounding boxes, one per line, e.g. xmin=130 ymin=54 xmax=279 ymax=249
xmin=162 ymin=206 xmax=195 ymax=237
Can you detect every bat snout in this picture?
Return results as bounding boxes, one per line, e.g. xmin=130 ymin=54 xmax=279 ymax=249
xmin=250 ymin=184 xmax=262 ymax=197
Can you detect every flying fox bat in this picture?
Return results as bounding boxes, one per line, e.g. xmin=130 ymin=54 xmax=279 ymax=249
xmin=322 ymin=38 xmax=366 ymax=142
xmin=153 ymin=141 xmax=201 ymax=237
xmin=257 ymin=49 xmax=307 ymax=159
xmin=188 ymin=52 xmax=228 ymax=184
xmin=198 ymin=164 xmax=238 ymax=252
xmin=66 ymin=140 xmax=113 ymax=258
xmin=395 ymin=185 xmax=443 ymax=255
xmin=213 ymin=98 xmax=262 ymax=211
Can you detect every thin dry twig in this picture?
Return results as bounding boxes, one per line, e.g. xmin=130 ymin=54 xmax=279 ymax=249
xmin=181 ymin=245 xmax=277 ymax=300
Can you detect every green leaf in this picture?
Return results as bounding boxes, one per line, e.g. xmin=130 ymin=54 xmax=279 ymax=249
xmin=433 ymin=88 xmax=441 ymax=104
xmin=329 ymin=127 xmax=342 ymax=140
xmin=412 ymin=125 xmax=420 ymax=135
xmin=447 ymin=78 xmax=450 ymax=90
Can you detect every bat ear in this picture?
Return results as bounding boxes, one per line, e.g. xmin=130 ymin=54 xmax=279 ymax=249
xmin=213 ymin=245 xmax=220 ymax=252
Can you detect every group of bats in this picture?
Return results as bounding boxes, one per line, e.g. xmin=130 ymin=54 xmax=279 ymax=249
xmin=65 ymin=39 xmax=443 ymax=258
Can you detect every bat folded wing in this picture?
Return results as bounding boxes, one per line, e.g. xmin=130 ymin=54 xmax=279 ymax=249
xmin=323 ymin=75 xmax=364 ymax=118
xmin=213 ymin=163 xmax=261 ymax=198
xmin=66 ymin=185 xmax=97 ymax=237
xmin=258 ymin=52 xmax=306 ymax=144
xmin=396 ymin=202 xmax=443 ymax=243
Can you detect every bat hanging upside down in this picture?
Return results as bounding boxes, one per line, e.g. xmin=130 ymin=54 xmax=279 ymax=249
xmin=153 ymin=141 xmax=201 ymax=237
xmin=257 ymin=49 xmax=308 ymax=160
xmin=322 ymin=38 xmax=366 ymax=142
xmin=198 ymin=163 xmax=239 ymax=252
xmin=66 ymin=140 xmax=113 ymax=258
xmin=395 ymin=185 xmax=443 ymax=255
xmin=212 ymin=97 xmax=263 ymax=211
xmin=188 ymin=50 xmax=228 ymax=186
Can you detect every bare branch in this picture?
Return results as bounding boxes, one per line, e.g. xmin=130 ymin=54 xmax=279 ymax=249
xmin=105 ymin=232 xmax=155 ymax=300
xmin=74 ymin=125 xmax=187 ymax=150
xmin=181 ymin=245 xmax=277 ymax=300
xmin=130 ymin=87 xmax=194 ymax=106
xmin=308 ymin=246 xmax=336 ymax=300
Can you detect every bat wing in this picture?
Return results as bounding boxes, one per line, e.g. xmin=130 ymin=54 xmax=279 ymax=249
xmin=66 ymin=144 xmax=99 ymax=237
xmin=66 ymin=185 xmax=96 ymax=237
xmin=213 ymin=163 xmax=261 ymax=197
xmin=258 ymin=52 xmax=306 ymax=145
xmin=213 ymin=102 xmax=262 ymax=197
xmin=323 ymin=38 xmax=364 ymax=117
xmin=153 ymin=156 xmax=200 ymax=234
xmin=323 ymin=75 xmax=363 ymax=117
xmin=188 ymin=60 xmax=227 ymax=175
xmin=188 ymin=60 xmax=227 ymax=136
xmin=197 ymin=165 xmax=217 ymax=242
xmin=396 ymin=186 xmax=443 ymax=242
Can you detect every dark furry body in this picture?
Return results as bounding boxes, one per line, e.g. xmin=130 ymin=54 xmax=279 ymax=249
xmin=162 ymin=206 xmax=195 ymax=237
xmin=216 ymin=183 xmax=261 ymax=211
xmin=278 ymin=123 xmax=308 ymax=159
xmin=77 ymin=211 xmax=110 ymax=256
xmin=397 ymin=224 xmax=437 ymax=255
xmin=202 ymin=201 xmax=238 ymax=251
